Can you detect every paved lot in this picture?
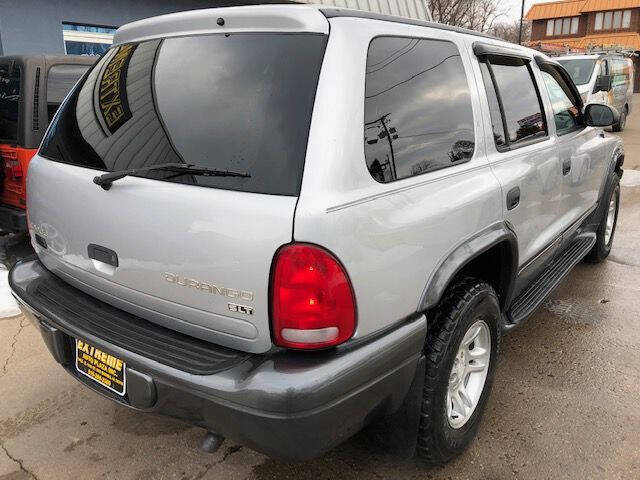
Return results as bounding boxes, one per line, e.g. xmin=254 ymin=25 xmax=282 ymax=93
xmin=2 ymin=103 xmax=640 ymax=480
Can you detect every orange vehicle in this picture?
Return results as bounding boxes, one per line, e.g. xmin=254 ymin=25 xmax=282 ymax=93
xmin=0 ymin=55 xmax=95 ymax=232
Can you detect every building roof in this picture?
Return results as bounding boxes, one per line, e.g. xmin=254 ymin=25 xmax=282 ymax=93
xmin=526 ymin=0 xmax=640 ymax=20
xmin=525 ymin=0 xmax=586 ymax=20
xmin=581 ymin=0 xmax=640 ymax=12
xmin=528 ymin=31 xmax=640 ymax=50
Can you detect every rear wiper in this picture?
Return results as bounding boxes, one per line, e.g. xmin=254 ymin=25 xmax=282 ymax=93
xmin=93 ymin=162 xmax=250 ymax=190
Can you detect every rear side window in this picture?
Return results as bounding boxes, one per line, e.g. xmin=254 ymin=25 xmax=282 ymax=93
xmin=0 ymin=64 xmax=21 ymax=143
xmin=364 ymin=37 xmax=475 ymax=183
xmin=40 ymin=33 xmax=327 ymax=196
xmin=480 ymin=57 xmax=547 ymax=150
xmin=46 ymin=64 xmax=91 ymax=122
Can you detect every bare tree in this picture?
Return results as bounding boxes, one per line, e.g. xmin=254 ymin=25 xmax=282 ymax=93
xmin=428 ymin=0 xmax=506 ymax=33
xmin=490 ymin=20 xmax=532 ymax=44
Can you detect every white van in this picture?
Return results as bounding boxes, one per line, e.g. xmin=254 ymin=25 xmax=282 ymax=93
xmin=557 ymin=53 xmax=634 ymax=131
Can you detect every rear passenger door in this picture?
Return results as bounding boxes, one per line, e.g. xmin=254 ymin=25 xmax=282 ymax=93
xmin=473 ymin=47 xmax=564 ymax=288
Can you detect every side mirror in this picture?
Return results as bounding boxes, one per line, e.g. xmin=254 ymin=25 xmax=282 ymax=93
xmin=585 ymin=103 xmax=619 ymax=127
xmin=594 ymin=74 xmax=612 ymax=93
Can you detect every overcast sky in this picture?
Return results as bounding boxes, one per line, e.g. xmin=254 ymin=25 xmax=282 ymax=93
xmin=502 ymin=0 xmax=546 ymax=23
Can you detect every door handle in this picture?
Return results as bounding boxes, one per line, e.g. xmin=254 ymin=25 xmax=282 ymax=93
xmin=506 ymin=186 xmax=520 ymax=211
xmin=562 ymin=159 xmax=571 ymax=176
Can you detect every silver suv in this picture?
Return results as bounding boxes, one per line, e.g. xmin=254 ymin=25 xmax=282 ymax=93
xmin=10 ymin=5 xmax=623 ymax=463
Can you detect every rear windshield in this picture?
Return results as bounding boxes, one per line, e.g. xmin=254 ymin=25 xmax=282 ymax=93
xmin=0 ymin=64 xmax=21 ymax=143
xmin=40 ymin=33 xmax=327 ymax=196
xmin=557 ymin=58 xmax=596 ymax=86
xmin=46 ymin=64 xmax=91 ymax=123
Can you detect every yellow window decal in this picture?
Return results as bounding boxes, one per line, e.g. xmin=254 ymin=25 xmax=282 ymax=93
xmin=98 ymin=44 xmax=137 ymax=134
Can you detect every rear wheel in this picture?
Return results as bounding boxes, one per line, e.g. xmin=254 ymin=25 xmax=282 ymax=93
xmin=585 ymin=171 xmax=620 ymax=263
xmin=417 ymin=278 xmax=500 ymax=464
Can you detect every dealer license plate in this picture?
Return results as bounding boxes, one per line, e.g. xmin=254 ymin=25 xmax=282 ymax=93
xmin=75 ymin=339 xmax=126 ymax=396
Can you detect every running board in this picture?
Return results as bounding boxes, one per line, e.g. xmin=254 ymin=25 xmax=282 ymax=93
xmin=506 ymin=234 xmax=596 ymax=326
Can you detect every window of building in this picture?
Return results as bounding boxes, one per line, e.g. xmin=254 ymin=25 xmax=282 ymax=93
xmin=595 ymin=12 xmax=603 ymax=29
xmin=546 ymin=17 xmax=579 ymax=36
xmin=363 ymin=37 xmax=475 ymax=183
xmin=540 ymin=65 xmax=583 ymax=135
xmin=546 ymin=19 xmax=554 ymax=36
xmin=62 ymin=23 xmax=117 ymax=55
xmin=479 ymin=57 xmax=547 ymax=150
xmin=554 ymin=18 xmax=562 ymax=35
xmin=571 ymin=17 xmax=579 ymax=33
xmin=595 ymin=10 xmax=632 ymax=31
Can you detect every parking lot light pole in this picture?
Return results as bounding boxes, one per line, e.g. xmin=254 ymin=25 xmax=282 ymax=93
xmin=518 ymin=0 xmax=526 ymax=45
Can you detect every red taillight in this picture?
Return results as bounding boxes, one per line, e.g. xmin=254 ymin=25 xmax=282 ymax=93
xmin=271 ymin=243 xmax=356 ymax=350
xmin=10 ymin=161 xmax=23 ymax=178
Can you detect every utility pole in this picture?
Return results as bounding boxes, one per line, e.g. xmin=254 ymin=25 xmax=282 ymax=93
xmin=518 ymin=0 xmax=526 ymax=45
xmin=364 ymin=113 xmax=397 ymax=181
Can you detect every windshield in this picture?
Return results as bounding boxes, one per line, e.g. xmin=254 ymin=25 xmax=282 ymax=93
xmin=40 ymin=33 xmax=327 ymax=196
xmin=0 ymin=64 xmax=21 ymax=143
xmin=557 ymin=58 xmax=597 ymax=86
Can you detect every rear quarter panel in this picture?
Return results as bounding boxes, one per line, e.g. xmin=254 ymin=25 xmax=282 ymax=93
xmin=294 ymin=19 xmax=503 ymax=338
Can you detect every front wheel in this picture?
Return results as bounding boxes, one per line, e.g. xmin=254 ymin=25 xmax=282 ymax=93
xmin=585 ymin=171 xmax=620 ymax=263
xmin=417 ymin=278 xmax=500 ymax=464
xmin=613 ymin=110 xmax=626 ymax=132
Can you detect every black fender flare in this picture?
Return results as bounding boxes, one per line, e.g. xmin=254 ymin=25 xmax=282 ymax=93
xmin=418 ymin=222 xmax=519 ymax=312
xmin=588 ymin=144 xmax=624 ymax=228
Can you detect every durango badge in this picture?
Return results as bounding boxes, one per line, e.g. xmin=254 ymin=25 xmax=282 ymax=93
xmin=163 ymin=272 xmax=254 ymax=301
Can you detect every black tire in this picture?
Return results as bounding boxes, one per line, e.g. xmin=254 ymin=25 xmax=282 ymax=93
xmin=585 ymin=171 xmax=620 ymax=263
xmin=613 ymin=110 xmax=626 ymax=132
xmin=417 ymin=278 xmax=500 ymax=464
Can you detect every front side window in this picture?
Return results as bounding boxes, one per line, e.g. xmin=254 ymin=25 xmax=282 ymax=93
xmin=40 ymin=33 xmax=327 ymax=196
xmin=364 ymin=37 xmax=475 ymax=183
xmin=540 ymin=65 xmax=583 ymax=134
xmin=611 ymin=58 xmax=631 ymax=87
xmin=480 ymin=57 xmax=546 ymax=149
xmin=0 ymin=64 xmax=21 ymax=143
xmin=62 ymin=23 xmax=116 ymax=55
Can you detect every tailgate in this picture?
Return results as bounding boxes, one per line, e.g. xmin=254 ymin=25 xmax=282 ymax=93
xmin=29 ymin=14 xmax=328 ymax=354
xmin=29 ymin=156 xmax=296 ymax=354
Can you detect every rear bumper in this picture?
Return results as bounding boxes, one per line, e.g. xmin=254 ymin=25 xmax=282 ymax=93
xmin=0 ymin=203 xmax=26 ymax=232
xmin=9 ymin=257 xmax=427 ymax=461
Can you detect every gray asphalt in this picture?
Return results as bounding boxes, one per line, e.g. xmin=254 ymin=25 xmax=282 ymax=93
xmin=1 ymin=101 xmax=640 ymax=480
